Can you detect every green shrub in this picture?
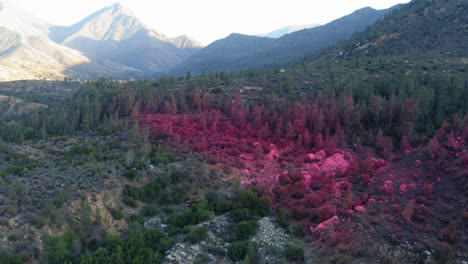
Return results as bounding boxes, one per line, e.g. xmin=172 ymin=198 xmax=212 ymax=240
xmin=236 ymin=220 xmax=258 ymax=240
xmin=206 ymin=192 xmax=232 ymax=215
xmin=0 ymin=217 xmax=9 ymax=226
xmin=331 ymin=254 xmax=354 ymax=264
xmin=227 ymin=240 xmax=256 ymax=262
xmin=186 ymin=226 xmax=209 ymax=244
xmin=166 ymin=203 xmax=214 ymax=229
xmin=232 ymin=208 xmax=251 ymax=222
xmin=140 ymin=204 xmax=159 ymax=217
xmin=123 ymin=196 xmax=138 ymax=208
xmin=232 ymin=188 xmax=271 ymax=222
xmin=42 ymin=231 xmax=78 ymax=264
xmin=168 ymin=226 xmax=191 ymax=236
xmin=128 ymin=214 xmax=144 ymax=224
xmin=284 ymin=244 xmax=304 ymax=262
xmin=109 ymin=207 xmax=123 ymax=220
xmin=30 ymin=216 xmax=45 ymax=228
xmin=277 ymin=208 xmax=290 ymax=228
xmin=163 ymin=207 xmax=173 ymax=215
xmin=379 ymin=256 xmax=395 ymax=264
xmin=168 ymin=167 xmax=189 ymax=184
xmin=122 ymin=178 xmax=168 ymax=202
xmin=288 ymin=224 xmax=304 ymax=237
xmin=158 ymin=186 xmax=189 ymax=205
xmin=0 ymin=254 xmax=24 ymax=264
xmin=194 ymin=252 xmax=211 ymax=264
xmin=434 ymin=243 xmax=454 ymax=264
xmin=125 ymin=168 xmax=138 ymax=180
xmin=151 ymin=148 xmax=176 ymax=165
xmin=7 ymin=233 xmax=18 ymax=242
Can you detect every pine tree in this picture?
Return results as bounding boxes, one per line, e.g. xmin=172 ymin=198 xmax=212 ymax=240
xmin=293 ymin=103 xmax=306 ymax=132
xmin=274 ymin=117 xmax=284 ymax=139
xmin=197 ymin=137 xmax=208 ymax=152
xmin=400 ymin=135 xmax=411 ymax=152
xmin=251 ymin=106 xmax=262 ymax=130
xmin=315 ymin=132 xmax=324 ymax=149
xmin=199 ymin=113 xmax=208 ymax=131
xmin=193 ymin=88 xmax=201 ymax=111
xmin=303 ymin=129 xmax=311 ymax=149
xmin=258 ymin=122 xmax=270 ymax=140
xmin=255 ymin=144 xmax=264 ymax=160
xmin=463 ymin=126 xmax=468 ymax=142
xmin=285 ymin=121 xmax=295 ymax=140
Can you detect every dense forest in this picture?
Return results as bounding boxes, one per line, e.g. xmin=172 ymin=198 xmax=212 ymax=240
xmin=0 ymin=53 xmax=466 ymax=263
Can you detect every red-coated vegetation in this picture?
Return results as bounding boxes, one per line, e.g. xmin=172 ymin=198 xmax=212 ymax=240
xmin=138 ymin=90 xmax=468 ymax=249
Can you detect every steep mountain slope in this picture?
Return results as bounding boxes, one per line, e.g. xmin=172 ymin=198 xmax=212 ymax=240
xmin=50 ymin=3 xmax=203 ymax=73
xmin=171 ymin=35 xmax=204 ymax=51
xmin=258 ymin=24 xmax=320 ymax=38
xmin=0 ymin=1 xmax=49 ymax=37
xmin=251 ymin=7 xmax=391 ymax=64
xmin=0 ymin=1 xmax=87 ymax=81
xmin=172 ymin=33 xmax=276 ymax=72
xmin=319 ymin=0 xmax=467 ymax=59
xmin=173 ymin=6 xmax=392 ymax=73
xmin=0 ymin=1 xmax=144 ymax=81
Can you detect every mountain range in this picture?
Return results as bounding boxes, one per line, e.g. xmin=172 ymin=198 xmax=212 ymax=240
xmin=319 ymin=0 xmax=467 ymax=60
xmin=257 ymin=24 xmax=321 ymax=38
xmin=49 ymin=3 xmax=203 ymax=73
xmin=0 ymin=1 xmax=433 ymax=81
xmin=172 ymin=6 xmax=395 ymax=74
xmin=0 ymin=1 xmax=202 ymax=81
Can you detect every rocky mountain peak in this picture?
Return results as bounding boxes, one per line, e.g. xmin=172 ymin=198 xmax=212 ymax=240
xmin=102 ymin=2 xmax=135 ymax=18
xmin=0 ymin=0 xmax=49 ymax=37
xmin=172 ymin=35 xmax=204 ymax=49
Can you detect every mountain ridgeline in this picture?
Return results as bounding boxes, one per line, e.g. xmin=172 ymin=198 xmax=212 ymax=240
xmin=172 ymin=6 xmax=394 ymax=74
xmin=317 ymin=0 xmax=467 ymax=60
xmin=257 ymin=24 xmax=321 ymax=38
xmin=49 ymin=3 xmax=203 ymax=73
xmin=0 ymin=1 xmax=203 ymax=81
xmin=0 ymin=1 xmax=403 ymax=81
xmin=0 ymin=0 xmax=465 ymax=80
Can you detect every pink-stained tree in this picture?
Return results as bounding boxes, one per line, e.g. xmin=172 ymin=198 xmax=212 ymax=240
xmin=251 ymin=105 xmax=263 ymax=130
xmin=401 ymin=135 xmax=411 ymax=152
xmin=198 ymin=113 xmax=208 ymax=131
xmin=197 ymin=137 xmax=208 ymax=152
xmin=293 ymin=103 xmax=307 ymax=133
xmin=274 ymin=117 xmax=284 ymax=139
xmin=285 ymin=121 xmax=295 ymax=140
xmin=258 ymin=122 xmax=270 ymax=140
xmin=303 ymin=129 xmax=312 ymax=149
xmin=315 ymin=132 xmax=324 ymax=150
xmin=463 ymin=125 xmax=468 ymax=142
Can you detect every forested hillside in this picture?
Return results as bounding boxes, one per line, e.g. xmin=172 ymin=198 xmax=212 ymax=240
xmin=0 ymin=0 xmax=466 ymax=263
xmin=317 ymin=0 xmax=467 ymax=59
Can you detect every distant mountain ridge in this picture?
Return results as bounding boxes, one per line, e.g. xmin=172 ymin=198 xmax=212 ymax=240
xmin=0 ymin=1 xmax=134 ymax=81
xmin=176 ymin=33 xmax=276 ymax=72
xmin=1 ymin=1 xmax=440 ymax=81
xmin=317 ymin=0 xmax=467 ymax=60
xmin=0 ymin=1 xmax=203 ymax=81
xmin=257 ymin=24 xmax=320 ymax=38
xmin=49 ymin=3 xmax=203 ymax=73
xmin=172 ymin=6 xmax=394 ymax=73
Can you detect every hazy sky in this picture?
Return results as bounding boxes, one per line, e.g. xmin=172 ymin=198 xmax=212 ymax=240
xmin=15 ymin=0 xmax=411 ymax=45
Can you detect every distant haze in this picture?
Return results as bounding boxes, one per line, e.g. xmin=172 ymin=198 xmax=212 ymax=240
xmin=257 ymin=24 xmax=321 ymax=38
xmin=15 ymin=0 xmax=410 ymax=45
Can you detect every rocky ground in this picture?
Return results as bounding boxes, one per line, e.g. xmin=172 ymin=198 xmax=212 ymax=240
xmin=160 ymin=216 xmax=294 ymax=264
